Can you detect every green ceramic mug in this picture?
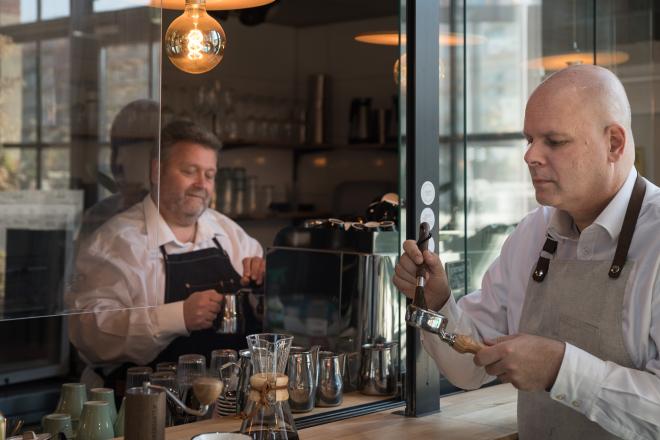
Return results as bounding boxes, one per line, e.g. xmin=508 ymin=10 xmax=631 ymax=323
xmin=89 ymin=388 xmax=117 ymax=424
xmin=42 ymin=413 xmax=74 ymax=439
xmin=55 ymin=383 xmax=87 ymax=431
xmin=76 ymin=400 xmax=114 ymax=440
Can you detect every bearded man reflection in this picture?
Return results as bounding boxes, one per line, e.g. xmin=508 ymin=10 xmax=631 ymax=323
xmin=69 ymin=120 xmax=265 ymax=390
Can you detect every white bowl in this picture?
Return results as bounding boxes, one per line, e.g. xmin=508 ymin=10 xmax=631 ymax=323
xmin=191 ymin=433 xmax=252 ymax=440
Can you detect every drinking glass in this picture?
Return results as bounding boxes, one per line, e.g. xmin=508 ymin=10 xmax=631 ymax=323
xmin=210 ymin=349 xmax=239 ymax=417
xmin=156 ymin=361 xmax=177 ymax=373
xmin=125 ymin=366 xmax=153 ymax=390
xmin=177 ymin=354 xmax=207 ymax=423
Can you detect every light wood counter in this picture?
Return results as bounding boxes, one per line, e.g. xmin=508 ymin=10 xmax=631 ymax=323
xmin=119 ymin=384 xmax=517 ymax=440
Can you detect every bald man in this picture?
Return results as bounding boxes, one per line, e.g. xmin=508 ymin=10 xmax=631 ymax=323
xmin=394 ymin=65 xmax=660 ymax=439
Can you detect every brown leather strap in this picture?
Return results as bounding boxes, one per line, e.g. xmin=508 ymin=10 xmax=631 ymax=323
xmin=609 ymin=174 xmax=647 ymax=278
xmin=532 ymin=236 xmax=558 ymax=282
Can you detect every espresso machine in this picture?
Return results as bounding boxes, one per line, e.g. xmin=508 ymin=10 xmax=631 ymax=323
xmin=263 ymin=224 xmax=405 ymax=393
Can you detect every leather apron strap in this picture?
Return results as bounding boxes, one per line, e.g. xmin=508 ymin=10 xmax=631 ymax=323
xmin=532 ymin=173 xmax=646 ymax=283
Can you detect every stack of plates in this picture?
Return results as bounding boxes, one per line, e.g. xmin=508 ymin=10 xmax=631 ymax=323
xmin=214 ymin=393 xmax=238 ymax=418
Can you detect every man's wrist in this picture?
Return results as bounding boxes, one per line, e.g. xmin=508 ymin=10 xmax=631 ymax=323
xmin=427 ymin=292 xmax=451 ymax=312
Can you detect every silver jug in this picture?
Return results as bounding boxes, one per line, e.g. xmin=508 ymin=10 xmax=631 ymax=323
xmin=359 ymin=342 xmax=399 ymax=396
xmin=235 ymin=349 xmax=253 ymax=414
xmin=342 ymin=351 xmax=360 ymax=392
xmin=287 ymin=346 xmax=320 ymax=413
xmin=315 ymin=351 xmax=343 ymax=407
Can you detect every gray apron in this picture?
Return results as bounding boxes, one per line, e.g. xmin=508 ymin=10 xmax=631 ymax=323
xmin=517 ymin=174 xmax=646 ymax=440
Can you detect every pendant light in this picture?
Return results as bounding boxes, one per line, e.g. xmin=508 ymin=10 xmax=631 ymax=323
xmin=528 ymin=0 xmax=628 ymax=71
xmin=354 ymin=31 xmax=485 ymax=85
xmin=154 ymin=0 xmax=274 ymax=10
xmin=354 ymin=31 xmax=486 ymax=47
xmin=160 ymin=0 xmax=275 ymax=75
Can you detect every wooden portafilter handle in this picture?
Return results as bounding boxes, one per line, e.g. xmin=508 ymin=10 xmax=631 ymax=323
xmin=452 ymin=334 xmax=486 ymax=355
xmin=413 ymin=222 xmax=431 ymax=309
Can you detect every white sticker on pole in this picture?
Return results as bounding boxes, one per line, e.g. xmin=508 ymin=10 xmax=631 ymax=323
xmin=427 ymin=237 xmax=435 ymax=253
xmin=420 ymin=181 xmax=435 ymax=206
xmin=420 ymin=207 xmax=435 ymax=231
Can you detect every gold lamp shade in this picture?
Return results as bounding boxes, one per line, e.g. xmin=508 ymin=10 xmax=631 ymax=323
xmin=354 ymin=31 xmax=486 ymax=47
xmin=151 ymin=0 xmax=274 ymax=10
xmin=528 ymin=51 xmax=630 ymax=71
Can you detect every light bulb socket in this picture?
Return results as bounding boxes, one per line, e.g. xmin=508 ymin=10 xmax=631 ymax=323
xmin=185 ymin=0 xmax=205 ymax=8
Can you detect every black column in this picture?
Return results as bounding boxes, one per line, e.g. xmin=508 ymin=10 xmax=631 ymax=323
xmin=404 ymin=0 xmax=441 ymax=418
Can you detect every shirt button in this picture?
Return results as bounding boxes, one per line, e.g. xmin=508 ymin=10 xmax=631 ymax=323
xmin=555 ymin=394 xmax=566 ymax=401
xmin=572 ymin=400 xmax=581 ymax=408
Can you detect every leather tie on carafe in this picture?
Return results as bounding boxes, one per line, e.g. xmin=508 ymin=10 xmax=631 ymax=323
xmin=238 ymin=376 xmax=288 ymax=420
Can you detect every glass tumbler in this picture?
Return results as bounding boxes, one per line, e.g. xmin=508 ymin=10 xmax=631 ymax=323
xmin=177 ymin=354 xmax=207 ymax=423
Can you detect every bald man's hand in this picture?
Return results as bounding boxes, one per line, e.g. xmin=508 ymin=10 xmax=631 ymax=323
xmin=183 ymin=290 xmax=223 ymax=331
xmin=393 ymin=240 xmax=451 ymax=311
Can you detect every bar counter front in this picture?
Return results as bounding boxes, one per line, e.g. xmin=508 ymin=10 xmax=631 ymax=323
xmin=115 ymin=384 xmax=517 ymax=440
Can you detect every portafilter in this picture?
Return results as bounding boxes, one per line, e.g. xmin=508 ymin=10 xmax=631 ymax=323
xmin=404 ymin=222 xmax=484 ymax=355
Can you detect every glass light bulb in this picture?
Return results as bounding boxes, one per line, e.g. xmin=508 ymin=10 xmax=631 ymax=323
xmin=165 ymin=0 xmax=226 ymax=74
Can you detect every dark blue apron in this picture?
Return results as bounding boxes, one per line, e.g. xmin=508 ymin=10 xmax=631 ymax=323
xmin=152 ymin=236 xmax=262 ymax=364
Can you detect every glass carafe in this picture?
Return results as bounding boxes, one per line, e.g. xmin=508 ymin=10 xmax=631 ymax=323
xmin=240 ymin=333 xmax=298 ymax=440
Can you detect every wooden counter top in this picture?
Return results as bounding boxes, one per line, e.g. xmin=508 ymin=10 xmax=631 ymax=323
xmin=150 ymin=384 xmax=517 ymax=440
xmin=302 ymin=384 xmax=517 ymax=440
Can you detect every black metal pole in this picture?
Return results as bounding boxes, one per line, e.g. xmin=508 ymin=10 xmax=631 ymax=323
xmin=404 ymin=0 xmax=441 ymax=418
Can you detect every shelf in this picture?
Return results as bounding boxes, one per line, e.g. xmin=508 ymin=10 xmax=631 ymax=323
xmin=230 ymin=211 xmax=331 ymax=222
xmin=221 ymin=141 xmax=398 ymax=153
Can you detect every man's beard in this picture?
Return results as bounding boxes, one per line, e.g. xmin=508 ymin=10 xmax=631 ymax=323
xmin=162 ymin=190 xmax=209 ymax=226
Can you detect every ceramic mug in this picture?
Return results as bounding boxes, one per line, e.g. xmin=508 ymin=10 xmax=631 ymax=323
xmin=114 ymin=397 xmax=126 ymax=437
xmin=42 ymin=413 xmax=74 ymax=439
xmin=55 ymin=383 xmax=87 ymax=430
xmin=76 ymin=400 xmax=114 ymax=440
xmin=89 ymin=388 xmax=117 ymax=424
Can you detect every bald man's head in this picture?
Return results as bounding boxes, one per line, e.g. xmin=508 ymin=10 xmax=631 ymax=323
xmin=523 ymin=65 xmax=636 ymax=229
xmin=532 ymin=65 xmax=634 ymax=163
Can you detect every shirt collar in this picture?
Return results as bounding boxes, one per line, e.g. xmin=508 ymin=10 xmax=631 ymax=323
xmin=593 ymin=167 xmax=638 ymax=240
xmin=547 ymin=167 xmax=638 ymax=241
xmin=143 ymin=194 xmax=226 ymax=249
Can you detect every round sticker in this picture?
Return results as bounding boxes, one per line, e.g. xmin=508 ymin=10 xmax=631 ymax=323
xmin=420 ymin=181 xmax=435 ymax=206
xmin=420 ymin=207 xmax=435 ymax=231
xmin=427 ymin=237 xmax=436 ymax=253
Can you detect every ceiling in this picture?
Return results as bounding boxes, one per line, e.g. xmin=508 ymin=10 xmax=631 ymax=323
xmin=217 ymin=0 xmax=398 ymax=28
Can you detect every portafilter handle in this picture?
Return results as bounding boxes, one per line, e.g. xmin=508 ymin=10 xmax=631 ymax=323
xmin=412 ymin=222 xmax=430 ymax=310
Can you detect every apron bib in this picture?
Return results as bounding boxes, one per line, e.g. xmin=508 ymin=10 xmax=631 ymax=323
xmin=517 ymin=175 xmax=646 ymax=440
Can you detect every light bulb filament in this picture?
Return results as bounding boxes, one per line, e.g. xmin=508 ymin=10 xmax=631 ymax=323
xmin=187 ymin=29 xmax=204 ymax=60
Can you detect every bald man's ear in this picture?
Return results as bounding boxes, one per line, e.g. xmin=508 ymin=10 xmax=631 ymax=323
xmin=605 ymin=123 xmax=626 ymax=163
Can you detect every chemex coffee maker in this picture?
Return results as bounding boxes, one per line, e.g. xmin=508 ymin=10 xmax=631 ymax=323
xmin=404 ymin=222 xmax=484 ymax=355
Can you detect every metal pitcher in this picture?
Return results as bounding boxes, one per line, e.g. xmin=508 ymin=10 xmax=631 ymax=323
xmin=359 ymin=342 xmax=398 ymax=396
xmin=235 ymin=349 xmax=253 ymax=414
xmin=315 ymin=351 xmax=343 ymax=407
xmin=287 ymin=346 xmax=320 ymax=413
xmin=214 ymin=288 xmax=250 ymax=335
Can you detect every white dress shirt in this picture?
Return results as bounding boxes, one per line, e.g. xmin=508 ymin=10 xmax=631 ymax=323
xmin=422 ymin=168 xmax=660 ymax=438
xmin=68 ymin=195 xmax=263 ymax=367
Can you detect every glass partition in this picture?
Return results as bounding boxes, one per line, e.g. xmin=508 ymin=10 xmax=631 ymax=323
xmin=0 ymin=0 xmax=160 ymax=390
xmin=419 ymin=0 xmax=657 ymax=398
